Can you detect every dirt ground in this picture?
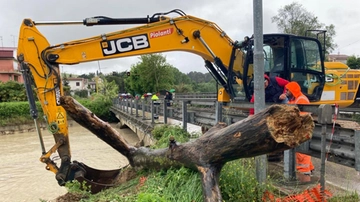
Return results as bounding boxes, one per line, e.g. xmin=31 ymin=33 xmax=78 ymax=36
xmin=268 ymin=156 xmax=360 ymax=197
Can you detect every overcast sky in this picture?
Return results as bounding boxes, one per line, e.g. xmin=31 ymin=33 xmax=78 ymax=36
xmin=1 ymin=0 xmax=359 ymax=75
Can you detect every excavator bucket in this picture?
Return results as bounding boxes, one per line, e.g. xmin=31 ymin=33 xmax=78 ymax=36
xmin=71 ymin=161 xmax=126 ymax=194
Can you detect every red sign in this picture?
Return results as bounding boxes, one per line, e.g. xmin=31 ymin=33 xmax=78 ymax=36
xmin=149 ymin=28 xmax=174 ymax=39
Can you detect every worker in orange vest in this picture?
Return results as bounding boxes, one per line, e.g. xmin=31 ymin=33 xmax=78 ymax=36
xmin=285 ymin=81 xmax=315 ymax=182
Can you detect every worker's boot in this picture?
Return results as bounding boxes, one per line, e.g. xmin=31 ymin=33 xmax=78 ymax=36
xmin=296 ymin=172 xmax=311 ymax=182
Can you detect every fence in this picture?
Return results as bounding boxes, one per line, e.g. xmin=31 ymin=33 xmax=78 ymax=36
xmin=112 ymin=96 xmax=360 ymax=173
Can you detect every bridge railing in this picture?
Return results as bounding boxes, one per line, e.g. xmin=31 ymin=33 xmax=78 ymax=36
xmin=112 ymin=97 xmax=360 ymax=172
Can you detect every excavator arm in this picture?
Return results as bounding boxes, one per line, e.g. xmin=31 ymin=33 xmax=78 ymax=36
xmin=17 ymin=9 xmax=245 ymax=192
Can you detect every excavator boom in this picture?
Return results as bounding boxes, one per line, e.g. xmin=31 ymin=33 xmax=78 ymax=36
xmin=17 ymin=9 xmax=245 ymax=193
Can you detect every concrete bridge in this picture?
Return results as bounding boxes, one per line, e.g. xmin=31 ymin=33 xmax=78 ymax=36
xmin=110 ymin=96 xmax=360 ymax=194
xmin=110 ymin=96 xmax=360 ymax=171
xmin=110 ymin=98 xmax=203 ymax=146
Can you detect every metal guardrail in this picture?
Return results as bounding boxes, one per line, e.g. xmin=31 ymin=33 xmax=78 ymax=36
xmin=112 ymin=97 xmax=360 ymax=171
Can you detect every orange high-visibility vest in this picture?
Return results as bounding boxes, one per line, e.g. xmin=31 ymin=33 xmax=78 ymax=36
xmin=296 ymin=153 xmax=314 ymax=174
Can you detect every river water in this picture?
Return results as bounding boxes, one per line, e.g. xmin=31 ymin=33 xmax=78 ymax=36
xmin=0 ymin=123 xmax=139 ymax=202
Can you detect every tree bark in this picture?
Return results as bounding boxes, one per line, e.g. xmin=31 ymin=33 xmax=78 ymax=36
xmin=60 ymin=96 xmax=314 ymax=201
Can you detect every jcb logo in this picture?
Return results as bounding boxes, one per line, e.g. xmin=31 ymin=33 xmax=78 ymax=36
xmin=101 ymin=34 xmax=150 ymax=56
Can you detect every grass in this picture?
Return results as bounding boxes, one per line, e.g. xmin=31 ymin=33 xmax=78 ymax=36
xmin=0 ymin=116 xmax=34 ymax=126
xmin=51 ymin=125 xmax=360 ymax=201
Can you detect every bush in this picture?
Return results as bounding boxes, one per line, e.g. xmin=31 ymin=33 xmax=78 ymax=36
xmin=151 ymin=125 xmax=190 ymax=148
xmin=78 ymin=98 xmax=118 ymax=123
xmin=0 ymin=81 xmax=33 ymax=102
xmin=0 ymin=101 xmax=44 ymax=126
xmin=74 ymin=90 xmax=89 ymax=98
xmin=0 ymin=97 xmax=119 ymax=127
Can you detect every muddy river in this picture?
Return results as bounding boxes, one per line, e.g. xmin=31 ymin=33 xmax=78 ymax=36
xmin=0 ymin=123 xmax=139 ymax=202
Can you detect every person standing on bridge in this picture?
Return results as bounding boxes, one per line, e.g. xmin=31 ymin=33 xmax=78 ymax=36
xmin=164 ymin=91 xmax=173 ymax=106
xmin=285 ymin=81 xmax=315 ymax=182
xmin=151 ymin=92 xmax=159 ymax=101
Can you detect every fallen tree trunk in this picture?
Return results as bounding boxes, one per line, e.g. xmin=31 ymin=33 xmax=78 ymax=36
xmin=60 ymin=96 xmax=314 ymax=201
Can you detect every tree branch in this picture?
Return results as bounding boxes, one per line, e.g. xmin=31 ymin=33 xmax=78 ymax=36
xmin=60 ymin=96 xmax=314 ymax=201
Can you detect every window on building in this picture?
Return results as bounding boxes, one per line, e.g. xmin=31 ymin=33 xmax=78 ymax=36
xmin=76 ymin=82 xmax=80 ymax=86
xmin=14 ymin=76 xmax=18 ymax=82
xmin=9 ymin=75 xmax=12 ymax=81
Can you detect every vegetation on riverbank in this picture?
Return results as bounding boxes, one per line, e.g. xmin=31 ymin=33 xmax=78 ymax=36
xmin=0 ymin=97 xmax=117 ymax=127
xmin=52 ymin=125 xmax=359 ymax=202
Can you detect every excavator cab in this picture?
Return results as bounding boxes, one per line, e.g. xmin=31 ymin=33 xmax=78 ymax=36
xmin=240 ymin=34 xmax=326 ymax=102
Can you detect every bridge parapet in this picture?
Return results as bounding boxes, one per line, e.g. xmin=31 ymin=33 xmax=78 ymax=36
xmin=112 ymin=96 xmax=360 ymax=172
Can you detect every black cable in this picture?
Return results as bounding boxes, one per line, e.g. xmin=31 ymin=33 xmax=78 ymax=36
xmin=28 ymin=63 xmax=46 ymax=79
xmin=151 ymin=9 xmax=186 ymax=18
xmin=31 ymin=40 xmax=47 ymax=78
xmin=90 ymin=9 xmax=186 ymax=23
xmin=41 ymin=47 xmax=61 ymax=92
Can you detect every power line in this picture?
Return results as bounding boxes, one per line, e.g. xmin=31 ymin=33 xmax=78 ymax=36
xmin=341 ymin=39 xmax=360 ymax=50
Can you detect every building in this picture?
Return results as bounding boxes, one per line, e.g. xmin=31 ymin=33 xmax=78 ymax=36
xmin=88 ymin=81 xmax=97 ymax=92
xmin=66 ymin=77 xmax=88 ymax=91
xmin=0 ymin=47 xmax=23 ymax=83
xmin=328 ymin=54 xmax=349 ymax=64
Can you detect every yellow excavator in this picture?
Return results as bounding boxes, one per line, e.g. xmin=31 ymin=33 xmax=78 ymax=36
xmin=17 ymin=9 xmax=360 ymax=192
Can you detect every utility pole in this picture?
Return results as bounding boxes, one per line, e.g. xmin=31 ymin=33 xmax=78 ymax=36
xmin=253 ymin=0 xmax=267 ymax=184
xmin=96 ymin=61 xmax=101 ymax=93
xmin=97 ymin=61 xmax=102 ymax=74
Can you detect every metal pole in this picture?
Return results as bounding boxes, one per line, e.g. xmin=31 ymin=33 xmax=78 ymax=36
xmin=284 ymin=149 xmax=296 ymax=180
xmin=130 ymin=98 xmax=133 ymax=115
xmin=182 ymin=100 xmax=187 ymax=131
xmin=142 ymin=99 xmax=145 ymax=120
xmin=126 ymin=99 xmax=129 ymax=113
xmin=163 ymin=100 xmax=168 ymax=124
xmin=33 ymin=20 xmax=84 ymax=25
xmin=121 ymin=99 xmax=125 ymax=111
xmin=253 ymin=0 xmax=267 ymax=184
xmin=355 ymin=130 xmax=360 ymax=172
xmin=215 ymin=101 xmax=222 ymax=123
xmin=318 ymin=104 xmax=331 ymax=201
xmin=151 ymin=100 xmax=154 ymax=124
xmin=320 ymin=120 xmax=327 ymax=202
xmin=135 ymin=99 xmax=139 ymax=117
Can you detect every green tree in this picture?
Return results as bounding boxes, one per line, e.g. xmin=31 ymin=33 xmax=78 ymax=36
xmin=126 ymin=54 xmax=174 ymax=94
xmin=173 ymin=83 xmax=193 ymax=93
xmin=62 ymin=73 xmax=71 ymax=95
xmin=271 ymin=2 xmax=337 ymax=55
xmin=347 ymin=55 xmax=360 ymax=69
xmin=170 ymin=67 xmax=191 ymax=85
xmin=93 ymin=75 xmax=119 ymax=103
xmin=187 ymin=71 xmax=206 ymax=83
xmin=104 ymin=71 xmax=127 ymax=93
xmin=192 ymin=80 xmax=217 ymax=93
xmin=78 ymin=73 xmax=95 ymax=80
xmin=74 ymin=89 xmax=89 ymax=98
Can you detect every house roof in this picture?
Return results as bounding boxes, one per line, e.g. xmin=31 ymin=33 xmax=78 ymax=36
xmin=67 ymin=77 xmax=86 ymax=81
xmin=0 ymin=47 xmax=16 ymax=51
xmin=328 ymin=54 xmax=349 ymax=60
